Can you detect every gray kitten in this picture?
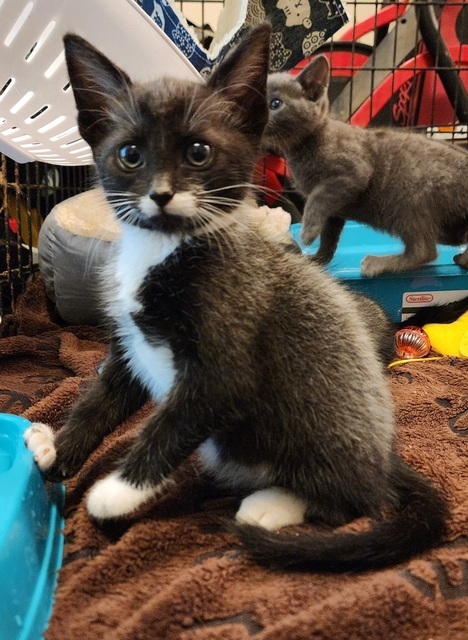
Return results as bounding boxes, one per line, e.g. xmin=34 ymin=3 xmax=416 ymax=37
xmin=263 ymin=55 xmax=468 ymax=276
xmin=25 ymin=25 xmax=447 ymax=573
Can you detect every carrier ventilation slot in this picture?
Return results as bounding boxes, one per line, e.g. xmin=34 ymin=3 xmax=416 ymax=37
xmin=44 ymin=51 xmax=65 ymax=79
xmin=25 ymin=21 xmax=56 ymax=61
xmin=10 ymin=91 xmax=34 ymax=114
xmin=26 ymin=105 xmax=49 ymax=122
xmin=0 ymin=78 xmax=15 ymax=100
xmin=4 ymin=3 xmax=34 ymax=47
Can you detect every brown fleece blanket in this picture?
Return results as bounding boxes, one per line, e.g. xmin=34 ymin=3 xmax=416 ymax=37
xmin=1 ymin=276 xmax=467 ymax=640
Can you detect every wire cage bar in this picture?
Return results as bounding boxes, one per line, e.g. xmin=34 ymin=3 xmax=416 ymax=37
xmin=0 ymin=158 xmax=91 ymax=316
xmin=0 ymin=0 xmax=466 ymax=316
xmin=318 ymin=0 xmax=468 ymax=136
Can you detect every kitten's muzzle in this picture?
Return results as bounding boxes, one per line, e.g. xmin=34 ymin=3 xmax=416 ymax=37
xmin=149 ymin=191 xmax=174 ymax=209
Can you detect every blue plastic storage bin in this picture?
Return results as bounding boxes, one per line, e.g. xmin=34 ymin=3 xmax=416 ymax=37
xmin=291 ymin=222 xmax=468 ymax=321
xmin=0 ymin=414 xmax=64 ymax=640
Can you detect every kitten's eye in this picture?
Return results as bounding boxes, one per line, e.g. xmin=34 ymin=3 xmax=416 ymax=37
xmin=117 ymin=144 xmax=144 ymax=170
xmin=185 ymin=142 xmax=212 ymax=167
xmin=269 ymin=98 xmax=283 ymax=111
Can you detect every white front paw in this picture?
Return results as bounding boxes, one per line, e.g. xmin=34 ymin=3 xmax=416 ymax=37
xmin=253 ymin=205 xmax=292 ymax=244
xmin=24 ymin=423 xmax=57 ymax=471
xmin=236 ymin=487 xmax=307 ymax=531
xmin=86 ymin=472 xmax=158 ymax=519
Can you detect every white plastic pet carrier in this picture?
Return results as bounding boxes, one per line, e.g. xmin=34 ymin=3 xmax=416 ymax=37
xmin=0 ymin=0 xmax=201 ymax=166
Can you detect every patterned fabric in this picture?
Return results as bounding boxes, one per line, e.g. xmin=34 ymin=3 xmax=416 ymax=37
xmin=135 ymin=0 xmax=348 ymax=75
xmin=246 ymin=0 xmax=348 ymax=70
xmin=136 ymin=0 xmax=214 ymax=75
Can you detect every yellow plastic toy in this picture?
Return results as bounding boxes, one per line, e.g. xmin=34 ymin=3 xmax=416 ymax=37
xmin=423 ymin=309 xmax=468 ymax=357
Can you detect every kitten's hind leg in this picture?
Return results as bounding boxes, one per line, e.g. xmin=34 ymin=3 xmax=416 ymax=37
xmin=453 ymin=246 xmax=468 ymax=268
xmin=361 ymin=238 xmax=438 ymax=277
xmin=236 ymin=488 xmax=307 ymax=531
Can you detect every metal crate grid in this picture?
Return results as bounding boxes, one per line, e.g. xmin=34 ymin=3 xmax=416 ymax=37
xmin=0 ymin=158 xmax=91 ymax=315
xmin=319 ymin=0 xmax=468 ymax=139
xmin=0 ymin=0 xmax=466 ymax=314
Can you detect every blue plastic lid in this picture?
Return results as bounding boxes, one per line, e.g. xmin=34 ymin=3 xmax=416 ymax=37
xmin=290 ymin=221 xmax=468 ymax=278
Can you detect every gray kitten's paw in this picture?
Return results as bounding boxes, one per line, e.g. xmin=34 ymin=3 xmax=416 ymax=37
xmin=309 ymin=251 xmax=333 ymax=265
xmin=24 ymin=423 xmax=57 ymax=471
xmin=300 ymin=224 xmax=321 ymax=246
xmin=454 ymin=252 xmax=468 ymax=269
xmin=361 ymin=254 xmax=389 ymax=277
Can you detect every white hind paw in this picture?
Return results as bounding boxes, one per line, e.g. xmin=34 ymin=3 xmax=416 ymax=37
xmin=24 ymin=422 xmax=56 ymax=471
xmin=236 ymin=487 xmax=307 ymax=531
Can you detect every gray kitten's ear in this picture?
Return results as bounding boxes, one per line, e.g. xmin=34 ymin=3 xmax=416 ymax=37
xmin=207 ymin=23 xmax=271 ymax=134
xmin=63 ymin=34 xmax=132 ymax=148
xmin=297 ymin=55 xmax=330 ymax=101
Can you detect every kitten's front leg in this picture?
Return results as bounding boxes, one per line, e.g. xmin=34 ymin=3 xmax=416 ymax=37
xmin=309 ymin=217 xmax=345 ymax=265
xmin=86 ymin=393 xmax=213 ymax=519
xmin=300 ymin=191 xmax=324 ymax=246
xmin=300 ymin=178 xmax=362 ymax=255
xmin=25 ymin=353 xmax=148 ymax=481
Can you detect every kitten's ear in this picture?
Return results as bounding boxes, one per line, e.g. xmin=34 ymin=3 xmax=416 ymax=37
xmin=63 ymin=34 xmax=132 ymax=148
xmin=207 ymin=23 xmax=271 ymax=134
xmin=297 ymin=55 xmax=330 ymax=102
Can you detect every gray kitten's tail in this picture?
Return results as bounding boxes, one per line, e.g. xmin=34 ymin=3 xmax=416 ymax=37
xmin=233 ymin=460 xmax=448 ymax=573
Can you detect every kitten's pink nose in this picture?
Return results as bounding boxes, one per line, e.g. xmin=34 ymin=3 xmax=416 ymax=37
xmin=149 ymin=191 xmax=173 ymax=208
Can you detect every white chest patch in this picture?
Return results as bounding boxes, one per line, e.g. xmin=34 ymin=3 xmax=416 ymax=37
xmin=122 ymin=328 xmax=177 ymax=402
xmin=104 ymin=225 xmax=182 ymax=401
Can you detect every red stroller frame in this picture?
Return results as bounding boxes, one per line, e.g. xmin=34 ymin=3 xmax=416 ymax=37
xmin=296 ymin=0 xmax=468 ymax=130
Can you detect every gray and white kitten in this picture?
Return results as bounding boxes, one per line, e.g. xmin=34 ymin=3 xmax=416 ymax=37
xmin=25 ymin=26 xmax=447 ymax=573
xmin=263 ymin=55 xmax=468 ymax=276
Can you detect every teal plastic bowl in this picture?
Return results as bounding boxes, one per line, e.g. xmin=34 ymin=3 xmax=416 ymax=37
xmin=0 ymin=414 xmax=64 ymax=640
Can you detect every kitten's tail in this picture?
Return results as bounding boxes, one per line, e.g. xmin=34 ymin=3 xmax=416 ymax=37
xmin=233 ymin=460 xmax=448 ymax=573
xmin=397 ymin=295 xmax=468 ymax=330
